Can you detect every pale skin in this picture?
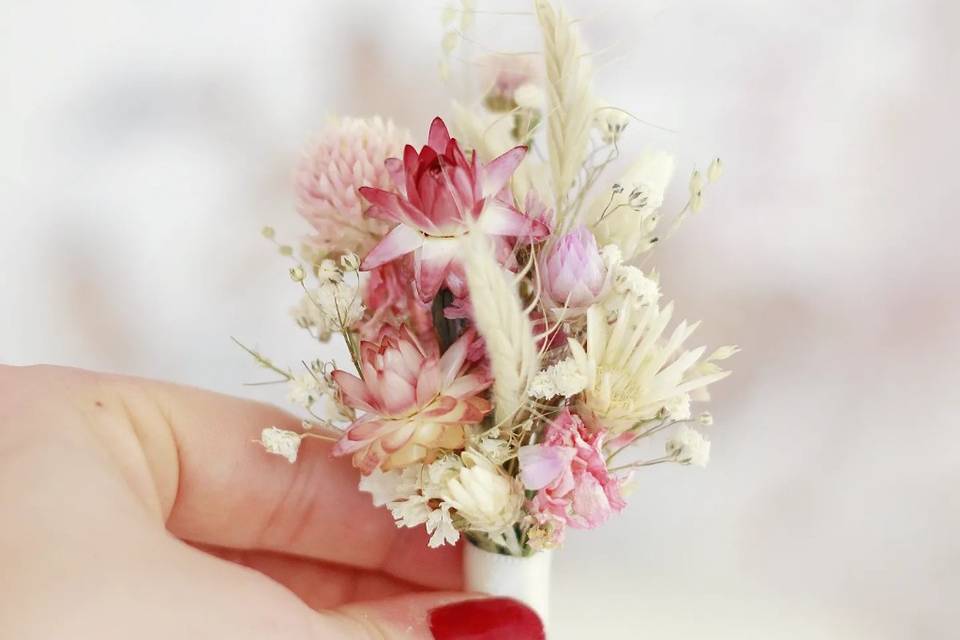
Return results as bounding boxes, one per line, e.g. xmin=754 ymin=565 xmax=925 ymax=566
xmin=0 ymin=365 xmax=473 ymax=639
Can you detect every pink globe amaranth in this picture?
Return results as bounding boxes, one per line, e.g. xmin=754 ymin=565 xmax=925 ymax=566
xmin=539 ymin=225 xmax=608 ymax=312
xmin=358 ymin=117 xmax=548 ymax=303
xmin=296 ymin=117 xmax=409 ymax=257
xmin=518 ymin=408 xmax=626 ymax=531
xmin=332 ymin=325 xmax=492 ymax=473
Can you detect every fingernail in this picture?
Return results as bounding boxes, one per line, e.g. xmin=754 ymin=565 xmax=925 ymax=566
xmin=429 ymin=597 xmax=545 ymax=639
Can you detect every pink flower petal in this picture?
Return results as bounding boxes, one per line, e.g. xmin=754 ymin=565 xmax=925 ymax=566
xmin=481 ymin=145 xmax=526 ymax=197
xmin=477 ymin=201 xmax=549 ymax=239
xmin=427 ymin=117 xmax=451 ymax=152
xmin=413 ymin=238 xmax=458 ymax=302
xmin=519 ymin=445 xmax=576 ymax=490
xmin=331 ymin=370 xmax=377 ymax=413
xmin=361 ymin=224 xmax=424 ymax=270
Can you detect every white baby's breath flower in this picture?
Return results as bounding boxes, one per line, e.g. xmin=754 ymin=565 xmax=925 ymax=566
xmin=286 ymin=372 xmax=323 ymax=408
xmin=600 ymin=243 xmax=622 ymax=271
xmin=441 ymin=452 xmax=523 ymax=537
xmin=259 ymin=427 xmax=302 ymax=463
xmin=427 ymin=503 xmax=460 ymax=548
xmin=390 ymin=494 xmax=432 ymax=528
xmin=666 ymin=424 xmax=711 ymax=467
xmin=663 ymin=393 xmax=692 ymax=421
xmin=613 ymin=265 xmax=661 ymax=305
xmin=476 ymin=437 xmax=513 ymax=465
xmin=314 ymin=279 xmax=364 ymax=328
xmin=359 ymin=466 xmax=419 ymax=507
xmin=316 ymin=258 xmax=341 ymax=282
xmin=529 ymin=357 xmax=588 ymax=400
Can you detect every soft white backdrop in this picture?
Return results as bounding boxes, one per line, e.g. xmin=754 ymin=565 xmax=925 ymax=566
xmin=2 ymin=1 xmax=958 ymax=638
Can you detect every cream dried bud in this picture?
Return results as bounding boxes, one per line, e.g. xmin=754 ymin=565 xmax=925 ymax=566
xmin=708 ymin=157 xmax=723 ymax=182
xmin=317 ymin=258 xmax=341 ymax=282
xmin=698 ymin=412 xmax=714 ymax=426
xmin=278 ymin=245 xmax=293 ymax=257
xmin=260 ymin=427 xmax=302 ymax=463
xmin=261 ymin=226 xmax=276 ymax=239
xmin=689 ymin=170 xmax=704 ymax=196
xmin=289 ymin=265 xmax=305 ymax=282
xmin=340 ymin=252 xmax=360 ymax=272
xmin=514 ymin=83 xmax=546 ymax=111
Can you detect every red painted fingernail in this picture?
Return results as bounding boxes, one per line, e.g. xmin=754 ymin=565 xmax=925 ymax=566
xmin=429 ymin=597 xmax=545 ymax=639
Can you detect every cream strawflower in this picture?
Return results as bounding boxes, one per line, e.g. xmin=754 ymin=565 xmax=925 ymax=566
xmin=442 ymin=452 xmax=523 ymax=538
xmin=296 ymin=116 xmax=410 ymax=257
xmin=569 ymin=299 xmax=731 ymax=433
xmin=666 ymin=424 xmax=711 ymax=467
xmin=588 ymin=150 xmax=675 ymax=261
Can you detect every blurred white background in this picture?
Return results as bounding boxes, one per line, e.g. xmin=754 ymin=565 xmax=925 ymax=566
xmin=2 ymin=0 xmax=958 ymax=638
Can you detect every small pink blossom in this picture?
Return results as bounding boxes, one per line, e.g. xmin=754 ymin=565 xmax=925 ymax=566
xmin=359 ymin=258 xmax=433 ymax=343
xmin=519 ymin=409 xmax=626 ymax=533
xmin=359 ymin=117 xmax=548 ymax=302
xmin=332 ymin=325 xmax=491 ymax=473
xmin=539 ymin=225 xmax=608 ymax=312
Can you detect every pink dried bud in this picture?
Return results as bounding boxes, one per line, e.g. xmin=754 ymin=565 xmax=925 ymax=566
xmin=540 ymin=225 xmax=608 ymax=311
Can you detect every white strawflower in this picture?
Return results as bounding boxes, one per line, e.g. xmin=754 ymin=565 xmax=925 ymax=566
xmin=529 ymin=357 xmax=588 ymax=400
xmin=588 ymin=151 xmax=675 ymax=261
xmin=569 ymin=301 xmax=731 ymax=433
xmin=441 ymin=452 xmax=523 ymax=537
xmin=259 ymin=427 xmax=302 ymax=463
xmin=666 ymin=424 xmax=711 ymax=467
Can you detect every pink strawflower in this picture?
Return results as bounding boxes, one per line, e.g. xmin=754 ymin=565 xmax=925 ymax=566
xmin=359 ymin=117 xmax=548 ymax=302
xmin=539 ymin=225 xmax=609 ymax=313
xmin=332 ymin=325 xmax=492 ymax=473
xmin=519 ymin=409 xmax=626 ymax=532
xmin=296 ymin=117 xmax=409 ymax=257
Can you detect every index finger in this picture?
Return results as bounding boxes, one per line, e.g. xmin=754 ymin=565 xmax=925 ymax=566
xmin=5 ymin=365 xmax=462 ymax=590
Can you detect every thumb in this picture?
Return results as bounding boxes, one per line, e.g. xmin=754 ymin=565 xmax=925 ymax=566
xmin=315 ymin=593 xmax=546 ymax=639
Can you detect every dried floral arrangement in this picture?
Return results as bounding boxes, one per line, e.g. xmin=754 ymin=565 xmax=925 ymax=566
xmin=242 ymin=0 xmax=735 ymax=614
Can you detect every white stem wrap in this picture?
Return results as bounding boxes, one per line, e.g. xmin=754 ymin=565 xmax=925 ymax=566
xmin=463 ymin=542 xmax=553 ymax=624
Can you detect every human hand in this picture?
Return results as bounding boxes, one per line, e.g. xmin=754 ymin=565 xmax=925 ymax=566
xmin=0 ymin=366 xmax=545 ymax=639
